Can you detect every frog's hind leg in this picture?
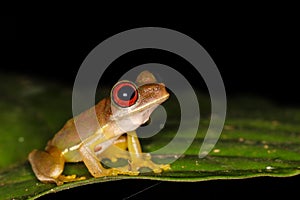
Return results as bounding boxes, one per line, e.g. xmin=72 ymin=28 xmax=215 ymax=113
xmin=126 ymin=131 xmax=170 ymax=173
xmin=28 ymin=145 xmax=85 ymax=185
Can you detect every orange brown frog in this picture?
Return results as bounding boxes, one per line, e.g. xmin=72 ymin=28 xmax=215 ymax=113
xmin=28 ymin=70 xmax=170 ymax=185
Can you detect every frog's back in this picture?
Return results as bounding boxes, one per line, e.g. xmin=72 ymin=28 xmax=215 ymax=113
xmin=50 ymin=118 xmax=81 ymax=150
xmin=49 ymin=98 xmax=110 ymax=162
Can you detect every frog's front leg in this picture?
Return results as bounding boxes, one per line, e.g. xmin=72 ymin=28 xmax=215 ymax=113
xmin=126 ymin=131 xmax=171 ymax=173
xmin=78 ymin=145 xmax=110 ymax=177
xmin=28 ymin=145 xmax=85 ymax=185
xmin=78 ymin=135 xmax=129 ymax=177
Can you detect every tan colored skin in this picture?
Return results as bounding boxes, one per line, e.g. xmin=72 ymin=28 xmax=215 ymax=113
xmin=28 ymin=71 xmax=170 ymax=185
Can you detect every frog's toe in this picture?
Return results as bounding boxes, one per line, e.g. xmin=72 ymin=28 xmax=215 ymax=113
xmin=129 ymin=159 xmax=171 ymax=174
xmin=159 ymin=163 xmax=171 ymax=171
xmin=57 ymin=174 xmax=86 ymax=185
xmin=102 ymin=159 xmax=170 ymax=176
xmin=103 ymin=167 xmax=139 ymax=176
xmin=113 ymin=167 xmax=140 ymax=176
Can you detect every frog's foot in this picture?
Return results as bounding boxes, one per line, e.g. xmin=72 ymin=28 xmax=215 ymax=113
xmin=129 ymin=154 xmax=171 ymax=174
xmin=97 ymin=156 xmax=170 ymax=176
xmin=107 ymin=167 xmax=140 ymax=176
xmin=85 ymin=167 xmax=138 ymax=177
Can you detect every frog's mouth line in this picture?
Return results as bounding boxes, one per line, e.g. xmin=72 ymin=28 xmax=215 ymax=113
xmin=130 ymin=93 xmax=169 ymax=113
xmin=111 ymin=93 xmax=169 ymax=120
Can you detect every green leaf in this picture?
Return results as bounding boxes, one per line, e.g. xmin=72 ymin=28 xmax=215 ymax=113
xmin=0 ymin=72 xmax=299 ymax=200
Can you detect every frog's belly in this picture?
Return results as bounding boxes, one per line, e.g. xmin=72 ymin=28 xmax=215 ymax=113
xmin=63 ymin=136 xmax=120 ymax=162
xmin=64 ymin=149 xmax=82 ymax=162
xmin=94 ymin=136 xmax=119 ymax=157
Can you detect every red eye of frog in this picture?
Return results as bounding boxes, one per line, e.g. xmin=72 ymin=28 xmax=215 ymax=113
xmin=111 ymin=81 xmax=139 ymax=108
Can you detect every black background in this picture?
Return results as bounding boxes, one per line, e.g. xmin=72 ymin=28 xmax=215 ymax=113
xmin=2 ymin=15 xmax=299 ymax=106
xmin=1 ymin=13 xmax=299 ymax=199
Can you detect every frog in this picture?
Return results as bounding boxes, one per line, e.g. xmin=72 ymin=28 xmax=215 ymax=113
xmin=28 ymin=70 xmax=170 ymax=185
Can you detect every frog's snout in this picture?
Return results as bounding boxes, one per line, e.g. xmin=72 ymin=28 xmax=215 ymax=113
xmin=159 ymin=83 xmax=169 ymax=98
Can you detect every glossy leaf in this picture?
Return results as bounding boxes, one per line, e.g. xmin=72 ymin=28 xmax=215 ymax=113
xmin=0 ymin=72 xmax=299 ymax=200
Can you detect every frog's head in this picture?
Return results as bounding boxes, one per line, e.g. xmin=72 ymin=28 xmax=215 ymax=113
xmin=110 ymin=71 xmax=169 ymax=132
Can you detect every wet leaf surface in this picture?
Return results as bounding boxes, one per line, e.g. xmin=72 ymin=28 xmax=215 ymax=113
xmin=0 ymin=72 xmax=299 ymax=199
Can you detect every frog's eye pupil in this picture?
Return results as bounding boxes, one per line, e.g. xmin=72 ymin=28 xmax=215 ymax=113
xmin=117 ymin=86 xmax=135 ymax=101
xmin=112 ymin=81 xmax=138 ymax=108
